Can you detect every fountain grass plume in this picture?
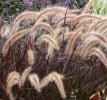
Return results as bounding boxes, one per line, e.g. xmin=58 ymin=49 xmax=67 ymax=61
xmin=2 ymin=22 xmax=55 ymax=56
xmin=27 ymin=49 xmax=34 ymax=66
xmin=38 ymin=34 xmax=59 ymax=51
xmin=6 ymin=71 xmax=20 ymax=100
xmin=40 ymin=72 xmax=66 ymax=99
xmin=87 ymin=47 xmax=107 ymax=68
xmin=19 ymin=67 xmax=33 ymax=88
xmin=78 ymin=33 xmax=107 ymax=58
xmin=28 ymin=73 xmax=41 ymax=92
xmin=65 ymin=27 xmax=84 ymax=58
xmin=82 ymin=0 xmax=93 ymax=13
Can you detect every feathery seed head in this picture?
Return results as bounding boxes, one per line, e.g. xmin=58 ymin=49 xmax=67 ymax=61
xmin=28 ymin=73 xmax=41 ymax=92
xmin=19 ymin=67 xmax=33 ymax=88
xmin=6 ymin=71 xmax=20 ymax=93
xmin=27 ymin=49 xmax=34 ymax=66
xmin=40 ymin=72 xmax=66 ymax=99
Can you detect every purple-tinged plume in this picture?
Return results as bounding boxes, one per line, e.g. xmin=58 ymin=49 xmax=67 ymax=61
xmin=64 ymin=0 xmax=70 ymax=7
xmin=23 ymin=0 xmax=34 ymax=6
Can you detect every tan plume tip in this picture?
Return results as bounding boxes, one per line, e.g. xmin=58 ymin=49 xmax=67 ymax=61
xmin=87 ymin=47 xmax=107 ymax=68
xmin=65 ymin=27 xmax=83 ymax=57
xmin=27 ymin=49 xmax=34 ymax=66
xmin=2 ymin=28 xmax=32 ymax=56
xmin=13 ymin=11 xmax=39 ymax=23
xmin=46 ymin=27 xmax=69 ymax=58
xmin=40 ymin=72 xmax=66 ymax=99
xmin=0 ymin=25 xmax=10 ymax=38
xmin=19 ymin=67 xmax=33 ymax=88
xmin=82 ymin=0 xmax=93 ymax=13
xmin=78 ymin=33 xmax=107 ymax=58
xmin=37 ymin=6 xmax=80 ymax=20
xmin=54 ymin=15 xmax=76 ymax=27
xmin=36 ymin=6 xmax=68 ymax=21
xmin=28 ymin=73 xmax=41 ymax=92
xmin=38 ymin=34 xmax=59 ymax=50
xmin=90 ymin=19 xmax=107 ymax=31
xmin=6 ymin=71 xmax=20 ymax=94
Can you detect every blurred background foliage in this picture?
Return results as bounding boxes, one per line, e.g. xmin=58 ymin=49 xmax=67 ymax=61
xmin=92 ymin=0 xmax=107 ymax=16
xmin=0 ymin=0 xmax=87 ymax=22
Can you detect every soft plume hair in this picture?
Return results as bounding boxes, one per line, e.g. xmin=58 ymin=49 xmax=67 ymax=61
xmin=40 ymin=72 xmax=66 ymax=99
xmin=38 ymin=34 xmax=59 ymax=51
xmin=28 ymin=73 xmax=41 ymax=92
xmin=6 ymin=71 xmax=20 ymax=100
xmin=27 ymin=49 xmax=34 ymax=66
xmin=19 ymin=67 xmax=33 ymax=88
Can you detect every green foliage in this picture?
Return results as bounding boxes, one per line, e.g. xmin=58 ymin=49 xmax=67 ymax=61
xmin=0 ymin=0 xmax=24 ymax=15
xmin=70 ymin=89 xmax=78 ymax=99
xmin=92 ymin=0 xmax=107 ymax=15
xmin=0 ymin=0 xmax=4 ymax=13
xmin=76 ymin=0 xmax=86 ymax=8
xmin=9 ymin=1 xmax=24 ymax=14
xmin=0 ymin=0 xmax=87 ymax=15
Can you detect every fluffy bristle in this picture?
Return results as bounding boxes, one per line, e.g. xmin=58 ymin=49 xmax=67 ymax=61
xmin=19 ymin=67 xmax=33 ymax=88
xmin=28 ymin=73 xmax=41 ymax=92
xmin=6 ymin=71 xmax=20 ymax=94
xmin=27 ymin=49 xmax=34 ymax=66
xmin=82 ymin=0 xmax=93 ymax=13
xmin=40 ymin=72 xmax=66 ymax=99
xmin=88 ymin=47 xmax=107 ymax=68
xmin=0 ymin=25 xmax=10 ymax=38
xmin=38 ymin=34 xmax=59 ymax=50
xmin=65 ymin=27 xmax=83 ymax=57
